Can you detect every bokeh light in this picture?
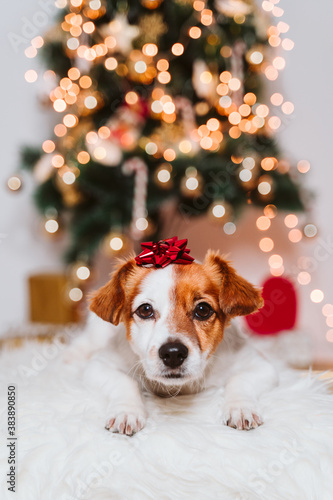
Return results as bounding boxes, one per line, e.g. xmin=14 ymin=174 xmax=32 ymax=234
xmin=256 ymin=216 xmax=271 ymax=231
xmin=297 ymin=272 xmax=311 ymax=285
xmin=310 ymin=289 xmax=324 ymax=303
xmin=69 ymin=287 xmax=83 ymax=302
xmin=76 ymin=266 xmax=90 ymax=280
xmin=110 ymin=237 xmax=124 ymax=251
xmin=284 ymin=214 xmax=298 ymax=228
xmin=45 ymin=219 xmax=59 ymax=234
xmin=259 ymin=237 xmax=274 ymax=252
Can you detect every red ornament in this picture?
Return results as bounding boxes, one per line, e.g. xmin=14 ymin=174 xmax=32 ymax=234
xmin=245 ymin=276 xmax=297 ymax=335
xmin=135 ymin=237 xmax=194 ymax=268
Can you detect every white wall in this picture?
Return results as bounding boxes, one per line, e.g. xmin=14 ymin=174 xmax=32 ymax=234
xmin=1 ymin=0 xmax=333 ymax=363
xmin=0 ymin=1 xmax=66 ymax=329
xmin=276 ymin=0 xmax=333 ymax=363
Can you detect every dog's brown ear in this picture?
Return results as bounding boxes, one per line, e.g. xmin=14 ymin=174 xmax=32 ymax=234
xmin=204 ymin=250 xmax=263 ymax=317
xmin=89 ymin=258 xmax=137 ymax=325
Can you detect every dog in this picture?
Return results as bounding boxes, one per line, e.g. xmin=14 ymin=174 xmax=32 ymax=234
xmin=67 ymin=241 xmax=278 ymax=436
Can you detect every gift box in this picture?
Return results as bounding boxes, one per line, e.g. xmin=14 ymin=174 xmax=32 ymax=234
xmin=28 ymin=273 xmax=80 ymax=324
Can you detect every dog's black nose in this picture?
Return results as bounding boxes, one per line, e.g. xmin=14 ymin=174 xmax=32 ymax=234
xmin=158 ymin=343 xmax=188 ymax=369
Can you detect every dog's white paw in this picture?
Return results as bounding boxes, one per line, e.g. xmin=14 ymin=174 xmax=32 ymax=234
xmin=105 ymin=411 xmax=146 ymax=436
xmin=222 ymin=403 xmax=263 ymax=430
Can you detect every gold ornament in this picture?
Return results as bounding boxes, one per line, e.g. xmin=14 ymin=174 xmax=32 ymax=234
xmin=55 ymin=174 xmax=84 ymax=207
xmin=151 ymin=121 xmax=185 ymax=153
xmin=138 ymin=13 xmax=167 ymax=44
xmin=62 ymin=186 xmax=83 ymax=207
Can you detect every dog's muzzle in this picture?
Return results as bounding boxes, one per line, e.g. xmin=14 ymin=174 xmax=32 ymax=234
xmin=158 ymin=342 xmax=188 ymax=369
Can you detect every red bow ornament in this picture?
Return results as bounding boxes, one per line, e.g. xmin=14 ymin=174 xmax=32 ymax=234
xmin=135 ymin=237 xmax=194 ymax=268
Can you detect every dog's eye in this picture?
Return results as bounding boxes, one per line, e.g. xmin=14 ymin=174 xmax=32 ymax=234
xmin=136 ymin=303 xmax=154 ymax=319
xmin=194 ymin=302 xmax=214 ymax=320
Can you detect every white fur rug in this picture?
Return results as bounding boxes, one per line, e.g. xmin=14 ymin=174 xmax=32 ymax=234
xmin=1 ymin=338 xmax=333 ymax=500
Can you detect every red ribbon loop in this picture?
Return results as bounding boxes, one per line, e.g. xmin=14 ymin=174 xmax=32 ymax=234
xmin=135 ymin=237 xmax=194 ymax=268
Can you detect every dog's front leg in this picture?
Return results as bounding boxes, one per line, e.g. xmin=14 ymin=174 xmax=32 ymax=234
xmin=222 ymin=356 xmax=278 ymax=431
xmin=104 ymin=372 xmax=146 ymax=436
xmin=84 ymin=356 xmax=146 ymax=436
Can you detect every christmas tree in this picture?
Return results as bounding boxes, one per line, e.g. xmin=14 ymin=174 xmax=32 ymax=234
xmin=19 ymin=0 xmax=305 ymax=265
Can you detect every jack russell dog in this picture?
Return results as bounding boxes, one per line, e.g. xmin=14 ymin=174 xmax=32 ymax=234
xmin=67 ymin=238 xmax=278 ymax=436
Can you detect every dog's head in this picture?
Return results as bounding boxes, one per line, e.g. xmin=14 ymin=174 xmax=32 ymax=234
xmin=90 ymin=251 xmax=263 ymax=386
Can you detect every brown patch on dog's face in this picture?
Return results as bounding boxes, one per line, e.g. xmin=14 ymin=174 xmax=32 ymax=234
xmin=168 ymin=263 xmax=226 ymax=355
xmin=203 ymin=250 xmax=263 ymax=317
xmin=89 ymin=257 xmax=152 ymax=332
xmin=121 ymin=266 xmax=154 ymax=339
xmin=167 ymin=253 xmax=263 ymax=356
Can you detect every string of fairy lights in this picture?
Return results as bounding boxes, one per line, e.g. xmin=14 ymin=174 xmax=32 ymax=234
xmin=6 ymin=0 xmax=333 ymax=343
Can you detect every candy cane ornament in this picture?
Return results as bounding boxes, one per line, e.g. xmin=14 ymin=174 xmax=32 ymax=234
xmin=122 ymin=157 xmax=149 ymax=240
xmin=174 ymin=96 xmax=199 ymax=153
xmin=174 ymin=96 xmax=196 ymax=137
xmin=231 ymin=40 xmax=246 ymax=106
